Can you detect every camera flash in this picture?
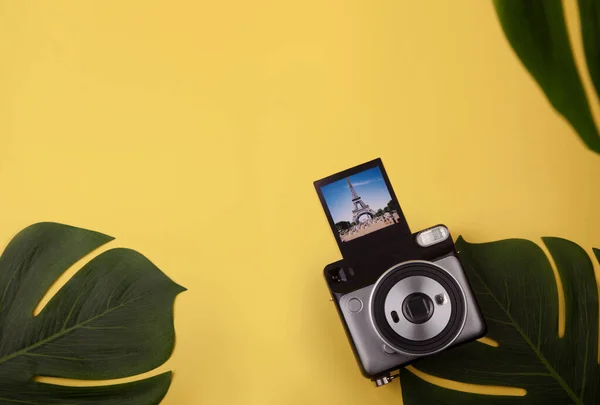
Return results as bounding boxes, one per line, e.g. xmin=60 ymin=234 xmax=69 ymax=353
xmin=416 ymin=226 xmax=449 ymax=247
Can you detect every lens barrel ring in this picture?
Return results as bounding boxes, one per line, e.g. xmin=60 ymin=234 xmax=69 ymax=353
xmin=370 ymin=261 xmax=467 ymax=356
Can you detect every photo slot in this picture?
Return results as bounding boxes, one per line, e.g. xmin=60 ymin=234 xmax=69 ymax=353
xmin=321 ymin=166 xmax=401 ymax=242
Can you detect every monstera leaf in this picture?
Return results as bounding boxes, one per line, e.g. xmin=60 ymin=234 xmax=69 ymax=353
xmin=493 ymin=0 xmax=600 ymax=153
xmin=400 ymin=236 xmax=599 ymax=404
xmin=0 ymin=223 xmax=185 ymax=404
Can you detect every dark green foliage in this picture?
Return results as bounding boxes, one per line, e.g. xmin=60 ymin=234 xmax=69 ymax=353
xmin=400 ymin=236 xmax=599 ymax=404
xmin=0 ymin=223 xmax=185 ymax=404
xmin=493 ymin=0 xmax=600 ymax=153
xmin=578 ymin=0 xmax=600 ymax=102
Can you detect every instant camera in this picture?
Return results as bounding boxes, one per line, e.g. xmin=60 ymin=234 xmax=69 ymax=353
xmin=314 ymin=158 xmax=486 ymax=387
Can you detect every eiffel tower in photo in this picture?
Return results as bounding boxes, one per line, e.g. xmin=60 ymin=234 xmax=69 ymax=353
xmin=346 ymin=177 xmax=376 ymax=223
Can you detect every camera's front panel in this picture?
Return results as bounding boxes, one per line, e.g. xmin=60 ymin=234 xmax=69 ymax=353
xmin=434 ymin=255 xmax=487 ymax=347
xmin=337 ymin=254 xmax=486 ymax=379
xmin=339 ymin=285 xmax=413 ymax=377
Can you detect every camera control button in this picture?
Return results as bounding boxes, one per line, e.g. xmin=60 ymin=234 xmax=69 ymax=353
xmin=383 ymin=344 xmax=396 ymax=355
xmin=348 ymin=298 xmax=363 ymax=313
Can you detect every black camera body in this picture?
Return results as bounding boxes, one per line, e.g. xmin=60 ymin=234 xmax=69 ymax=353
xmin=314 ymin=159 xmax=486 ymax=387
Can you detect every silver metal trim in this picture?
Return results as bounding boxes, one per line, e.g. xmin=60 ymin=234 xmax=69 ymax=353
xmin=368 ymin=260 xmax=468 ymax=357
xmin=384 ymin=276 xmax=452 ymax=341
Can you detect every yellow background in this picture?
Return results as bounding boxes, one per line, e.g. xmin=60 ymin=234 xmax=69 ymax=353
xmin=1 ymin=1 xmax=599 ymax=404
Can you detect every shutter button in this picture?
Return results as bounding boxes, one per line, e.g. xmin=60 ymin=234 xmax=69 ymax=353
xmin=348 ymin=298 xmax=363 ymax=313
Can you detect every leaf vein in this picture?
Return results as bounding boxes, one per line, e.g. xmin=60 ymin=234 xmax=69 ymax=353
xmin=0 ymin=295 xmax=143 ymax=367
xmin=466 ymin=261 xmax=582 ymax=405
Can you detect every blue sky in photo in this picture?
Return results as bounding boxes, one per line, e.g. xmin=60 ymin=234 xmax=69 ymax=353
xmin=321 ymin=166 xmax=393 ymax=223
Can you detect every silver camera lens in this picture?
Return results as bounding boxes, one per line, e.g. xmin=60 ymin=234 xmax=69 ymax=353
xmin=369 ymin=260 xmax=467 ymax=357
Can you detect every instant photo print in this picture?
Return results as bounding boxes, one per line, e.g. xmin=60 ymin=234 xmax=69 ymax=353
xmin=314 ymin=158 xmax=486 ymax=387
xmin=314 ymin=159 xmax=411 ymax=260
